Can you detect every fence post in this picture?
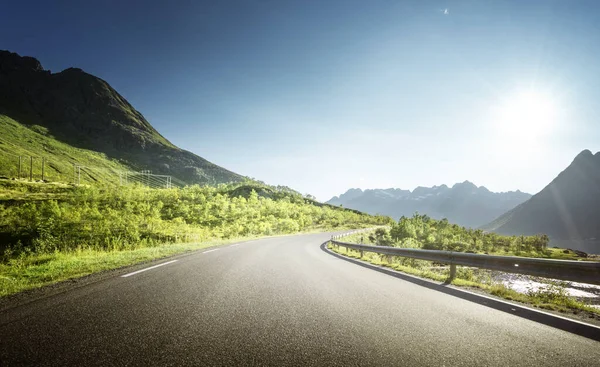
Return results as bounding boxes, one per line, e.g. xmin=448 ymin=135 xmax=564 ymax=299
xmin=18 ymin=156 xmax=22 ymax=179
xmin=41 ymin=157 xmax=45 ymax=181
xmin=77 ymin=166 xmax=81 ymax=185
xmin=29 ymin=156 xmax=33 ymax=181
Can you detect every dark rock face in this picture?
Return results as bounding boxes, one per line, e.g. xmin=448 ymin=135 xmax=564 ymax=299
xmin=0 ymin=50 xmax=242 ymax=184
xmin=482 ymin=150 xmax=600 ymax=242
xmin=327 ymin=182 xmax=531 ymax=228
xmin=0 ymin=51 xmax=44 ymax=73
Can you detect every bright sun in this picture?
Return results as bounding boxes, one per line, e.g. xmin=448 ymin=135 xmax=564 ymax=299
xmin=494 ymin=90 xmax=558 ymax=138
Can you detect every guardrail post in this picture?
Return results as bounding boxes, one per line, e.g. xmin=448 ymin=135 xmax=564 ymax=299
xmin=448 ymin=264 xmax=456 ymax=282
xmin=359 ymin=250 xmax=363 ymax=258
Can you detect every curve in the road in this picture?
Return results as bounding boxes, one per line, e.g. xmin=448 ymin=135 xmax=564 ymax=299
xmin=0 ymin=232 xmax=598 ymax=366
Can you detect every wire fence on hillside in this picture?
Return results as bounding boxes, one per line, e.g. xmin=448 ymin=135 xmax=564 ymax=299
xmin=0 ymin=147 xmax=180 ymax=189
xmin=120 ymin=170 xmax=179 ymax=189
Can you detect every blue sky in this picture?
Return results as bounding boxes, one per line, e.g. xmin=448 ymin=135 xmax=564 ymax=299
xmin=2 ymin=0 xmax=599 ymax=200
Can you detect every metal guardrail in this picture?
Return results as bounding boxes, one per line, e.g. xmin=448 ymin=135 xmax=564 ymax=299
xmin=330 ymin=236 xmax=600 ymax=285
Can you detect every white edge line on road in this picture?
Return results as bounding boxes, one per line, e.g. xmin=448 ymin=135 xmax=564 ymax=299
xmin=230 ymin=243 xmax=240 ymax=247
xmin=121 ymin=260 xmax=178 ymax=278
xmin=203 ymin=249 xmax=219 ymax=254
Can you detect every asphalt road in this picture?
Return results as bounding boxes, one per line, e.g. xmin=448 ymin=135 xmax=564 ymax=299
xmin=1 ymin=232 xmax=599 ymax=366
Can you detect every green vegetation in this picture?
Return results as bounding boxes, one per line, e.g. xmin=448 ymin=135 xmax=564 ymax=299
xmin=0 ymin=180 xmax=391 ymax=296
xmin=0 ymin=114 xmax=130 ymax=185
xmin=330 ymin=230 xmax=600 ymax=317
xmin=0 ymin=240 xmax=236 ymax=297
xmin=348 ymin=213 xmax=591 ymax=260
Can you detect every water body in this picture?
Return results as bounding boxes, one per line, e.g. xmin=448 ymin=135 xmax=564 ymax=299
xmin=494 ymin=272 xmax=600 ymax=306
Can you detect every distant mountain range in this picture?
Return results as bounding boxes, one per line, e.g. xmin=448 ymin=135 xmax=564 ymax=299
xmin=327 ymin=182 xmax=531 ymax=228
xmin=482 ymin=150 xmax=600 ymax=252
xmin=0 ymin=50 xmax=242 ymax=185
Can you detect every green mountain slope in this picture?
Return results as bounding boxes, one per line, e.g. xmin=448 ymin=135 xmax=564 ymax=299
xmin=0 ymin=114 xmax=132 ymax=184
xmin=0 ymin=50 xmax=242 ymax=185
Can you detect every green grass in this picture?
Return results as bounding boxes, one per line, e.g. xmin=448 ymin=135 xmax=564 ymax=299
xmin=0 ymin=179 xmax=75 ymax=201
xmin=1 ymin=234 xmax=286 ymax=297
xmin=0 ymin=114 xmax=131 ymax=185
xmin=543 ymin=248 xmax=585 ymax=260
xmin=329 ymin=242 xmax=600 ymax=317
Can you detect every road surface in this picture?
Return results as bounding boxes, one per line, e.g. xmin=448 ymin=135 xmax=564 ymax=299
xmin=1 ymin=232 xmax=599 ymax=366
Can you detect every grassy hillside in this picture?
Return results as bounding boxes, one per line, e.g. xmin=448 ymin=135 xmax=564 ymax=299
xmin=0 ymin=114 xmax=131 ymax=185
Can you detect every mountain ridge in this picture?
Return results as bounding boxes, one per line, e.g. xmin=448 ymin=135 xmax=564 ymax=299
xmin=482 ymin=150 xmax=600 ymax=248
xmin=0 ymin=50 xmax=243 ymax=185
xmin=327 ymin=182 xmax=531 ymax=228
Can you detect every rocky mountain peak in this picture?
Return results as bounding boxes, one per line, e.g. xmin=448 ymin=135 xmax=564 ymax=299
xmin=326 ymin=181 xmax=531 ymax=228
xmin=452 ymin=180 xmax=477 ymax=191
xmin=0 ymin=50 xmax=243 ymax=185
xmin=0 ymin=51 xmax=44 ymax=73
xmin=574 ymin=149 xmax=593 ymax=161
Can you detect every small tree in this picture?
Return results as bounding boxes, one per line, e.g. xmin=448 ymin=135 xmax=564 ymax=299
xmin=373 ymin=228 xmax=394 ymax=246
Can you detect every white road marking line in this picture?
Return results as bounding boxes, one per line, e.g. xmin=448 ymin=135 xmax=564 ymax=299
xmin=203 ymin=249 xmax=219 ymax=254
xmin=121 ymin=260 xmax=178 ymax=278
xmin=230 ymin=243 xmax=240 ymax=247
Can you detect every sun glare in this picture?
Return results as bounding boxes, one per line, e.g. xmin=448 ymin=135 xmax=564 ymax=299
xmin=493 ymin=90 xmax=558 ymax=138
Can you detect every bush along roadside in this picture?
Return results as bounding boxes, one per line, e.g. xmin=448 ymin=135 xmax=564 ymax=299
xmin=0 ymin=181 xmax=393 ymax=297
